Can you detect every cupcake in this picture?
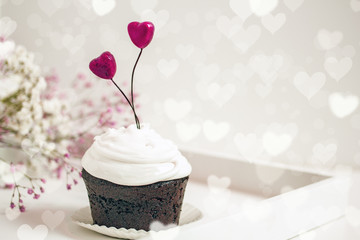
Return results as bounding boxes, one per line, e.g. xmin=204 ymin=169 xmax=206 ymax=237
xmin=81 ymin=124 xmax=191 ymax=230
xmin=83 ymin=21 xmax=192 ymax=230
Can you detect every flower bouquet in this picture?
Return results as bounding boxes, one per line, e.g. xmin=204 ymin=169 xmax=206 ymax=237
xmin=0 ymin=17 xmax=136 ymax=212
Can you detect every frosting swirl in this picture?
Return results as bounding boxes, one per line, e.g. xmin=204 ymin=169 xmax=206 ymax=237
xmin=81 ymin=124 xmax=192 ymax=186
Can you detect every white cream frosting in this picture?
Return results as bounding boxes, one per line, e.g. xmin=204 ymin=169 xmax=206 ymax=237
xmin=81 ymin=124 xmax=192 ymax=186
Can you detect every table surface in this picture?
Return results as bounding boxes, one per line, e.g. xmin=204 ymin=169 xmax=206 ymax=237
xmin=291 ymin=170 xmax=360 ymax=240
xmin=1 ymin=170 xmax=359 ymax=240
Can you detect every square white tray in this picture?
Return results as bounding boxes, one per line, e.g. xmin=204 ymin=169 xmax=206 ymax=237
xmin=178 ymin=148 xmax=351 ymax=240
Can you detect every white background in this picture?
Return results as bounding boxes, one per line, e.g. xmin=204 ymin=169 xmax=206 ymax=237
xmin=2 ymin=0 xmax=360 ymax=170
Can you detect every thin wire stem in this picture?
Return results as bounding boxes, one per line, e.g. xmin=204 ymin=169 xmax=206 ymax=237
xmin=130 ymin=48 xmax=143 ymax=129
xmin=110 ymin=79 xmax=140 ymax=128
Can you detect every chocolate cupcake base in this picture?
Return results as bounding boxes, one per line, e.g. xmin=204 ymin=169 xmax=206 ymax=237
xmin=82 ymin=169 xmax=189 ymax=231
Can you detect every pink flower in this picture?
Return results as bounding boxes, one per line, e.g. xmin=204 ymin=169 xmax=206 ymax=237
xmin=19 ymin=206 xmax=25 ymax=212
xmin=77 ymin=73 xmax=86 ymax=80
xmin=84 ymin=81 xmax=92 ymax=88
xmin=10 ymin=164 xmax=15 ymax=173
xmin=67 ymin=134 xmax=95 ymax=159
xmin=115 ymin=105 xmax=122 ymax=113
xmin=4 ymin=183 xmax=14 ymax=189
xmin=27 ymin=188 xmax=34 ymax=195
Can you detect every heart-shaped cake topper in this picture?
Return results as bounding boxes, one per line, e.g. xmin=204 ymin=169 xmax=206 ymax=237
xmin=89 ymin=51 xmax=117 ymax=79
xmin=128 ymin=21 xmax=155 ymax=49
xmin=89 ymin=21 xmax=156 ymax=129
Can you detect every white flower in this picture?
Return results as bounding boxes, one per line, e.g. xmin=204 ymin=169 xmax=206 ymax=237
xmin=23 ymin=80 xmax=33 ymax=94
xmin=30 ymin=88 xmax=41 ymax=103
xmin=41 ymin=119 xmax=50 ymax=130
xmin=15 ymin=106 xmax=33 ymax=135
xmin=1 ymin=40 xmax=76 ymax=176
xmin=19 ymin=118 xmax=33 ymax=135
xmin=42 ymin=99 xmax=62 ymax=115
xmin=58 ymin=121 xmax=71 ymax=136
xmin=0 ymin=40 xmax=15 ymax=60
xmin=0 ymin=75 xmax=21 ymax=99
xmin=57 ymin=141 xmax=69 ymax=154
xmin=44 ymin=142 xmax=56 ymax=152
xmin=36 ymin=77 xmax=46 ymax=91
xmin=34 ymin=134 xmax=46 ymax=147
xmin=30 ymin=125 xmax=42 ymax=136
xmin=32 ymin=103 xmax=43 ymax=121
xmin=16 ymin=105 xmax=31 ymax=118
xmin=21 ymin=101 xmax=31 ymax=110
xmin=7 ymin=123 xmax=18 ymax=132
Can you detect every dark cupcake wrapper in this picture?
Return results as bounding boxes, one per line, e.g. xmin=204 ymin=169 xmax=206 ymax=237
xmin=82 ymin=168 xmax=189 ymax=231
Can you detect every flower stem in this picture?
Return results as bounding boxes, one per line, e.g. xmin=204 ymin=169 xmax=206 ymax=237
xmin=110 ymin=79 xmax=140 ymax=128
xmin=130 ymin=49 xmax=143 ymax=130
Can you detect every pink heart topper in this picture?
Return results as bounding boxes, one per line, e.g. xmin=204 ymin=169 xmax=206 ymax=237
xmin=89 ymin=51 xmax=117 ymax=80
xmin=128 ymin=21 xmax=155 ymax=49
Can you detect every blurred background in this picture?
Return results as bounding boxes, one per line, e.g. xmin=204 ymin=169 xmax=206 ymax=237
xmin=1 ymin=0 xmax=360 ymax=170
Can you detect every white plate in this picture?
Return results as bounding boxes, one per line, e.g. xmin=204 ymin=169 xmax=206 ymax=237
xmin=71 ymin=203 xmax=202 ymax=239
